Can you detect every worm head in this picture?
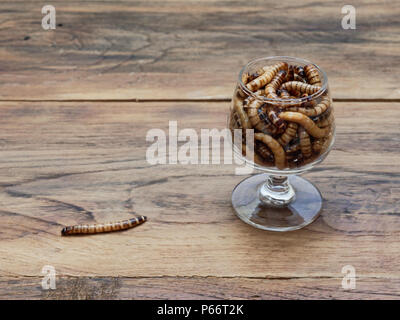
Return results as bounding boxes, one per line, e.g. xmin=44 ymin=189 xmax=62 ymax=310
xmin=61 ymin=226 xmax=72 ymax=236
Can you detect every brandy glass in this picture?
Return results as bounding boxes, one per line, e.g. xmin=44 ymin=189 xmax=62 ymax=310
xmin=228 ymin=56 xmax=335 ymax=231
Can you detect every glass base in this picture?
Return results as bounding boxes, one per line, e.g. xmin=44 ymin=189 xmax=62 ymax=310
xmin=231 ymin=174 xmax=323 ymax=232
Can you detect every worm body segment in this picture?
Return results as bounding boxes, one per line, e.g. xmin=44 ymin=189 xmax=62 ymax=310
xmin=280 ymin=81 xmax=321 ymax=95
xmin=278 ymin=112 xmax=330 ymax=138
xmin=256 ymin=142 xmax=273 ymax=161
xmin=288 ymin=95 xmax=331 ymax=117
xmin=304 ymin=64 xmax=322 ymax=86
xmin=254 ymin=133 xmax=286 ymax=169
xmin=277 ymin=122 xmax=298 ymax=146
xmin=246 ymin=103 xmax=279 ymax=135
xmin=246 ymin=62 xmax=288 ymax=92
xmin=299 ymin=127 xmax=312 ymax=158
xmin=233 ymin=98 xmax=251 ymax=129
xmin=265 ymin=70 xmax=287 ymax=99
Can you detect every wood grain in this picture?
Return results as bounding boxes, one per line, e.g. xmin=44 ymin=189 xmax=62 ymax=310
xmin=2 ymin=276 xmax=400 ymax=300
xmin=0 ymin=101 xmax=399 ymax=299
xmin=0 ymin=0 xmax=399 ymax=100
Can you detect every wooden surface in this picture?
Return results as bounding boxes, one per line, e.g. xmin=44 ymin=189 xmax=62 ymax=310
xmin=0 ymin=0 xmax=399 ymax=300
xmin=0 ymin=0 xmax=400 ymax=100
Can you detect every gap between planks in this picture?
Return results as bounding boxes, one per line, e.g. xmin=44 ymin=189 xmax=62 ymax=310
xmin=2 ymin=275 xmax=399 ymax=281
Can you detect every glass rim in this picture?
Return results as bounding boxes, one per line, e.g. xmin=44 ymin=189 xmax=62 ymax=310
xmin=238 ymin=56 xmax=329 ymax=103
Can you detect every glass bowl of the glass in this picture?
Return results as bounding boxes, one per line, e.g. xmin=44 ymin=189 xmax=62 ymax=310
xmin=228 ymin=56 xmax=335 ymax=231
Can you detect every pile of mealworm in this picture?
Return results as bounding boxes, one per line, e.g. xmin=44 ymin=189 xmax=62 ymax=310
xmin=229 ymin=61 xmax=334 ymax=169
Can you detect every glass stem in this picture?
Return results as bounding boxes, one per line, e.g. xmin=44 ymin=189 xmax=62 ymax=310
xmin=259 ymin=175 xmax=295 ymax=207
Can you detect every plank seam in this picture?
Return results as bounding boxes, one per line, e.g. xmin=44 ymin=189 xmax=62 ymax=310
xmin=1 ymin=275 xmax=399 ymax=280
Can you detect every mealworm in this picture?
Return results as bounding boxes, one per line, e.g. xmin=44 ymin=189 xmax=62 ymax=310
xmin=293 ymin=65 xmax=306 ymax=78
xmin=250 ymin=66 xmax=271 ymax=80
xmin=244 ymin=95 xmax=264 ymax=109
xmin=279 ymin=89 xmax=291 ymax=99
xmin=265 ymin=70 xmax=287 ymax=99
xmin=293 ymin=74 xmax=307 ymax=83
xmin=242 ymin=143 xmax=264 ymax=164
xmin=241 ymin=73 xmax=250 ymax=85
xmin=243 ymin=89 xmax=267 ymax=107
xmin=304 ymin=64 xmax=322 ymax=86
xmin=255 ymin=141 xmax=274 ymax=161
xmin=286 ymin=65 xmax=295 ymax=81
xmin=312 ymin=132 xmax=333 ymax=155
xmin=233 ymin=97 xmax=251 ymax=129
xmin=285 ymin=142 xmax=300 ymax=154
xmin=278 ymin=111 xmax=330 ymax=138
xmin=236 ymin=86 xmax=247 ymax=99
xmin=300 ymin=94 xmax=318 ymax=109
xmin=287 ymin=95 xmax=331 ymax=117
xmin=254 ymin=133 xmax=286 ymax=169
xmin=312 ymin=138 xmax=325 ymax=153
xmin=280 ymin=81 xmax=321 ymax=95
xmin=246 ymin=103 xmax=279 ymax=135
xmin=254 ymin=89 xmax=267 ymax=97
xmin=285 ymin=141 xmax=302 ymax=167
xmin=316 ymin=111 xmax=334 ymax=128
xmin=229 ymin=111 xmax=240 ymax=131
xmin=288 ymin=153 xmax=304 ymax=168
xmin=246 ymin=62 xmax=288 ymax=92
xmin=61 ymin=216 xmax=147 ymax=236
xmin=266 ymin=106 xmax=286 ymax=131
xmin=320 ymin=132 xmax=333 ymax=154
xmin=277 ymin=122 xmax=298 ymax=146
xmin=299 ymin=127 xmax=312 ymax=158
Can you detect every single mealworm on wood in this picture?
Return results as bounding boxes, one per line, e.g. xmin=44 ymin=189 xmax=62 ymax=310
xmin=254 ymin=133 xmax=286 ymax=169
xmin=299 ymin=126 xmax=312 ymax=158
xmin=280 ymin=81 xmax=321 ymax=95
xmin=288 ymin=95 xmax=331 ymax=117
xmin=304 ymin=64 xmax=322 ymax=86
xmin=61 ymin=216 xmax=147 ymax=236
xmin=277 ymin=122 xmax=298 ymax=146
xmin=246 ymin=62 xmax=288 ymax=92
xmin=278 ymin=111 xmax=330 ymax=138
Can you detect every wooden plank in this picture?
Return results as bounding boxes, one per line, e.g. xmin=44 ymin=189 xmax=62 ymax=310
xmin=0 ymin=100 xmax=399 ymax=299
xmin=2 ymin=276 xmax=400 ymax=300
xmin=0 ymin=1 xmax=399 ymax=100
